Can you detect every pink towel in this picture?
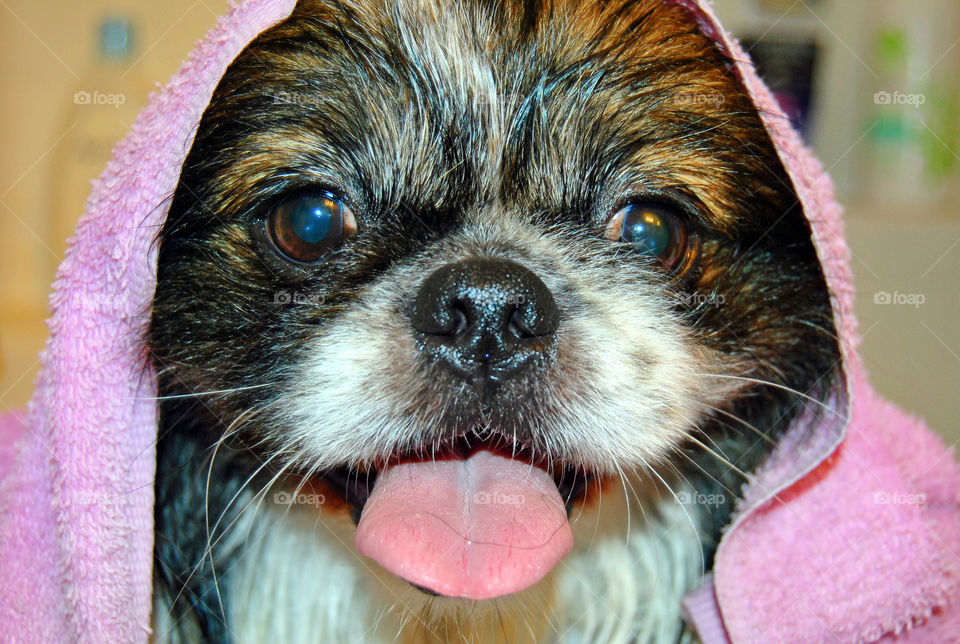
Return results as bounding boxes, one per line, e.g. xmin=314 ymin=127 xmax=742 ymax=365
xmin=0 ymin=0 xmax=956 ymax=641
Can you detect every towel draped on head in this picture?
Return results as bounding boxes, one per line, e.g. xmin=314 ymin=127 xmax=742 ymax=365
xmin=0 ymin=0 xmax=957 ymax=641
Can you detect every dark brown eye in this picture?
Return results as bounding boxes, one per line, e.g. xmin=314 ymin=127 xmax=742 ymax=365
xmin=605 ymin=201 xmax=696 ymax=273
xmin=267 ymin=191 xmax=357 ymax=264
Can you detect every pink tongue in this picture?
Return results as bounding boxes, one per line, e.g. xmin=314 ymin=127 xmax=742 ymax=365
xmin=355 ymin=450 xmax=573 ymax=600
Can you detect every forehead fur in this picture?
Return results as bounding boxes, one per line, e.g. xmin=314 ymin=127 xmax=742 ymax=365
xmin=178 ymin=0 xmax=792 ymax=240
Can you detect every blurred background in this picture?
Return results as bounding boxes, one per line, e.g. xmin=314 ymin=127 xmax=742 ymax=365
xmin=1 ymin=0 xmax=958 ymax=444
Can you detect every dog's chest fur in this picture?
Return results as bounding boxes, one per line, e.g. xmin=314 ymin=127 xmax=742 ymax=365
xmin=152 ymin=479 xmax=705 ymax=643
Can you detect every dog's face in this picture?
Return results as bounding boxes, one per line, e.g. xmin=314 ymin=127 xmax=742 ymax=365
xmin=151 ymin=0 xmax=838 ymax=637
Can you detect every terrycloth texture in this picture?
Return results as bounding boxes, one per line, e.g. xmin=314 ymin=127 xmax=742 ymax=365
xmin=0 ymin=410 xmax=26 ymax=484
xmin=0 ymin=0 xmax=956 ymax=642
xmin=707 ymin=376 xmax=960 ymax=643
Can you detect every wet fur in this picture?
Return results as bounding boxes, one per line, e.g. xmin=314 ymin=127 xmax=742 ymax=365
xmin=150 ymin=0 xmax=840 ymax=641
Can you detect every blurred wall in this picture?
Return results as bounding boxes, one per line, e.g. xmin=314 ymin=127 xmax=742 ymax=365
xmin=0 ymin=0 xmax=227 ymax=409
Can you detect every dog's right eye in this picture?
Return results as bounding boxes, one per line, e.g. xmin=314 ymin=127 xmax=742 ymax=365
xmin=604 ymin=201 xmax=697 ymax=274
xmin=266 ymin=191 xmax=357 ymax=264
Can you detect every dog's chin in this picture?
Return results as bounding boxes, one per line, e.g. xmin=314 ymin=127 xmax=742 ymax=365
xmin=368 ymin=564 xmax=563 ymax=638
xmin=310 ymin=428 xmax=598 ymax=601
xmin=350 ymin=543 xmax=568 ymax=644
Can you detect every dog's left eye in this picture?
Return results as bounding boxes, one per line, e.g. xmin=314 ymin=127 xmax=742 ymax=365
xmin=266 ymin=191 xmax=357 ymax=264
xmin=605 ymin=201 xmax=693 ymax=272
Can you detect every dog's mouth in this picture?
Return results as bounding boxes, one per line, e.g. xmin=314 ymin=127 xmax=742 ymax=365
xmin=318 ymin=431 xmax=594 ymax=600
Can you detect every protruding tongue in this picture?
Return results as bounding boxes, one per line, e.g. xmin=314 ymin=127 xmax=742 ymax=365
xmin=355 ymin=449 xmax=573 ymax=600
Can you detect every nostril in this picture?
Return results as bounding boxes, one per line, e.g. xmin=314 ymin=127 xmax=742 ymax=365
xmin=451 ymin=301 xmax=470 ymax=338
xmin=507 ymin=307 xmax=535 ymax=339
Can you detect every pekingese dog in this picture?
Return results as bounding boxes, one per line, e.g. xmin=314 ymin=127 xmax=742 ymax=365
xmin=150 ymin=0 xmax=839 ymax=642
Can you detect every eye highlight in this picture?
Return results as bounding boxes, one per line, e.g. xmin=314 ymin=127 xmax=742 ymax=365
xmin=605 ymin=201 xmax=697 ymax=273
xmin=267 ymin=191 xmax=357 ymax=264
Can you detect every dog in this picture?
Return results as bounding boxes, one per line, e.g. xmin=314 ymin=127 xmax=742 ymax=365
xmin=149 ymin=0 xmax=840 ymax=641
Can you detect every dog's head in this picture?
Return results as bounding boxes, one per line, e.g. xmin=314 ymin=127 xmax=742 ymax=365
xmin=152 ymin=0 xmax=838 ymax=610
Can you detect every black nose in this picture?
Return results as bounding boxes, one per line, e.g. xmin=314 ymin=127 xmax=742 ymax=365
xmin=410 ymin=258 xmax=560 ymax=388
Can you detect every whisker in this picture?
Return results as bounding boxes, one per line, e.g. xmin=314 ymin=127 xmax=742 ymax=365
xmin=641 ymin=462 xmax=705 ymax=568
xmin=203 ymin=448 xmax=283 ymax=561
xmin=665 ymin=445 xmax=737 ymax=502
xmin=203 ymin=408 xmax=255 ymax=621
xmin=613 ymin=463 xmax=633 ymax=547
xmin=682 ymin=433 xmax=750 ymax=480
xmin=138 ymin=383 xmax=274 ymax=401
xmin=703 ymin=404 xmax=777 ymax=445
xmin=169 ymin=442 xmax=278 ymax=616
xmin=699 ymin=372 xmax=843 ymax=418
